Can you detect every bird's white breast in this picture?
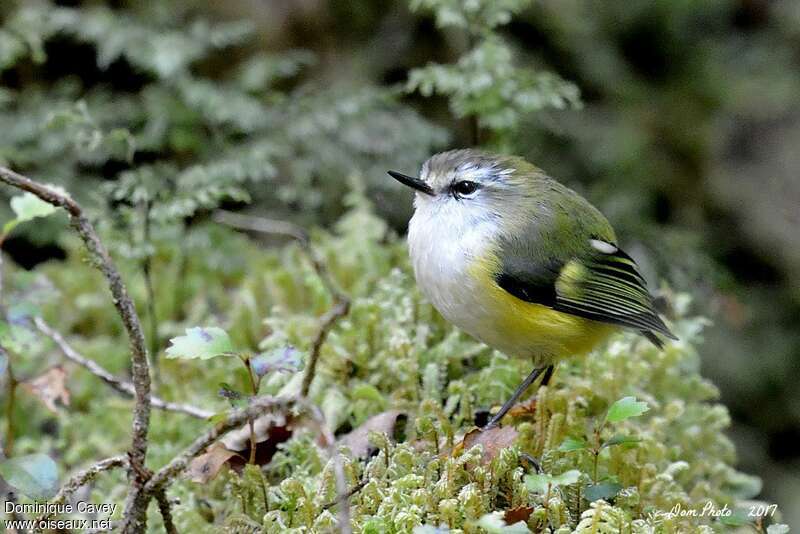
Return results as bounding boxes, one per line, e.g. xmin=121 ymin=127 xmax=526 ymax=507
xmin=407 ymin=199 xmax=498 ymax=344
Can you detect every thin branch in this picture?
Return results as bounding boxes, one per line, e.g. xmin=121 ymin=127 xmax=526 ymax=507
xmin=0 ymin=167 xmax=152 ymax=533
xmin=3 ymin=354 xmax=16 ymax=457
xmin=301 ymin=299 xmax=350 ymax=397
xmin=155 ymin=488 xmax=178 ymax=534
xmin=212 ymin=210 xmax=350 ymax=397
xmin=321 ymin=479 xmax=367 ymax=511
xmin=213 ymin=209 xmax=309 ymax=243
xmin=34 ymin=317 xmax=212 ymax=420
xmin=141 ymin=199 xmax=161 ymax=385
xmin=144 ymin=396 xmax=295 ymax=494
xmin=35 ymin=455 xmax=127 ymax=527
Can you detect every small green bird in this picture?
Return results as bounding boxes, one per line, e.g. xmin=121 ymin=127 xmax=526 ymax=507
xmin=388 ymin=149 xmax=676 ymax=429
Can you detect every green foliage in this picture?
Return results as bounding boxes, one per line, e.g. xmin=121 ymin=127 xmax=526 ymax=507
xmin=0 ymin=453 xmax=59 ymax=500
xmin=2 ymin=187 xmax=63 ymax=238
xmin=524 ymin=469 xmax=581 ymax=493
xmin=0 ymin=0 xmax=446 ymax=237
xmin=604 ymin=396 xmax=649 ymax=424
xmin=406 ymin=0 xmax=580 ymax=147
xmin=165 ymin=327 xmax=237 ymax=360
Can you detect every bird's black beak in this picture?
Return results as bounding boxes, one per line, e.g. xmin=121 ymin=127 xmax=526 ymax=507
xmin=387 ymin=170 xmax=435 ymax=196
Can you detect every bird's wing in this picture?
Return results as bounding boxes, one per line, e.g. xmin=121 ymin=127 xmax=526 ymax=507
xmin=496 ymin=238 xmax=676 ymax=345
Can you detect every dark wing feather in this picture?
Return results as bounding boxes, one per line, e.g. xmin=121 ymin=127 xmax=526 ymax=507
xmin=553 ymin=247 xmax=676 ymax=339
xmin=496 ymin=244 xmax=676 ymax=346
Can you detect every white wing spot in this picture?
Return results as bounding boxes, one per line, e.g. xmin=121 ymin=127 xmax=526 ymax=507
xmin=590 ymin=239 xmax=618 ymax=254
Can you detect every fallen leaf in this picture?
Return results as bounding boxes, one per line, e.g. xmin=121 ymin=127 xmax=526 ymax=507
xmin=223 ymin=411 xmax=293 ymax=473
xmin=503 ymin=505 xmax=534 ymax=524
xmin=221 ymin=411 xmax=289 ymax=451
xmin=339 ymin=410 xmax=404 ymax=458
xmin=187 ymin=443 xmax=238 ymax=483
xmin=23 ymin=366 xmax=70 ymax=413
xmin=458 ymin=425 xmax=519 ymax=464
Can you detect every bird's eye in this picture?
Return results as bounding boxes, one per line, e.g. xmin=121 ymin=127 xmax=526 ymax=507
xmin=452 ymin=180 xmax=479 ymax=197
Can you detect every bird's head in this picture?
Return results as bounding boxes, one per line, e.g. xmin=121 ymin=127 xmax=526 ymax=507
xmin=388 ymin=149 xmax=543 ymax=227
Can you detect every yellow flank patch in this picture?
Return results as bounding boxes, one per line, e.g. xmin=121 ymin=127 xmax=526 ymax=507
xmin=555 ymin=260 xmax=587 ymax=299
xmin=470 ymin=253 xmax=615 ymax=362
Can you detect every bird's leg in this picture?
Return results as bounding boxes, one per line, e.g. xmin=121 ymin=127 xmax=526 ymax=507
xmin=482 ymin=364 xmax=555 ymax=430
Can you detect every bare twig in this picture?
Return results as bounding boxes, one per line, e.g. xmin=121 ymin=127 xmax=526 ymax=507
xmin=213 ymin=210 xmax=309 ymax=243
xmin=155 ymin=488 xmax=178 ymax=534
xmin=212 ymin=210 xmax=350 ymax=397
xmin=144 ymin=396 xmax=295 ymax=494
xmin=35 ymin=455 xmax=127 ymax=527
xmin=0 ymin=167 xmax=152 ymax=533
xmin=301 ymin=299 xmax=350 ymax=397
xmin=3 ymin=354 xmax=16 ymax=457
xmin=34 ymin=317 xmax=212 ymax=420
xmin=141 ymin=200 xmax=161 ymax=385
xmin=322 ymin=479 xmax=367 ymax=511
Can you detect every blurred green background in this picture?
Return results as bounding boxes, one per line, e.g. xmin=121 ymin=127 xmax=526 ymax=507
xmin=1 ymin=0 xmax=799 ymax=525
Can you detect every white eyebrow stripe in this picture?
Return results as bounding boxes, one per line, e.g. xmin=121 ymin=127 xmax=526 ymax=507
xmin=590 ymin=239 xmax=618 ymax=254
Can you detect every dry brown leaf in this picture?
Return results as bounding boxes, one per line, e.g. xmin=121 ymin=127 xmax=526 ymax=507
xmin=187 ymin=442 xmax=238 ymax=483
xmin=504 ymin=505 xmax=534 ymax=524
xmin=458 ymin=425 xmax=519 ymax=464
xmin=221 ymin=412 xmax=289 ymax=451
xmin=23 ymin=365 xmax=70 ymax=413
xmin=223 ymin=412 xmax=293 ymax=472
xmin=339 ymin=410 xmax=404 ymax=458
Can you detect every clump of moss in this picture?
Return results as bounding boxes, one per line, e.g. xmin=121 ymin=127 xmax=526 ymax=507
xmin=206 ymin=199 xmax=779 ymax=532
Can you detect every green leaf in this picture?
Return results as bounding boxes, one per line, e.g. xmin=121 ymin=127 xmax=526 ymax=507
xmin=601 ymin=434 xmax=641 ymax=449
xmin=476 ymin=512 xmax=531 ymax=533
xmin=524 ymin=469 xmax=581 ymax=493
xmin=165 ymin=326 xmax=237 ymax=360
xmin=550 ymin=469 xmax=581 ymax=486
xmin=720 ymin=509 xmax=750 ymax=527
xmin=10 ymin=192 xmax=57 ymax=222
xmin=352 ymin=383 xmax=385 ymax=404
xmin=723 ymin=470 xmax=763 ymax=499
xmin=559 ymin=437 xmax=588 ymax=452
xmin=0 ymin=453 xmax=59 ymax=500
xmin=584 ymin=482 xmax=622 ymax=502
xmin=605 ymin=396 xmax=649 ymax=424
